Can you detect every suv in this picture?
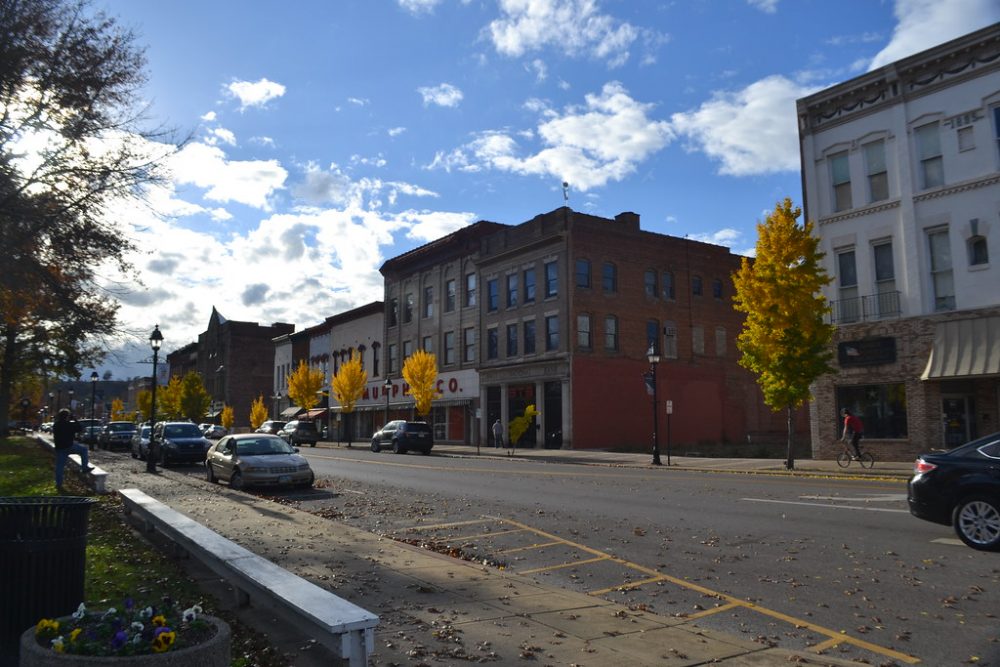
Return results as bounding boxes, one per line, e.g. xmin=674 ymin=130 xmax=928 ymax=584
xmin=255 ymin=420 xmax=286 ymax=435
xmin=99 ymin=421 xmax=137 ymax=451
xmin=151 ymin=421 xmax=212 ymax=465
xmin=277 ymin=420 xmax=319 ymax=447
xmin=371 ymin=420 xmax=433 ymax=455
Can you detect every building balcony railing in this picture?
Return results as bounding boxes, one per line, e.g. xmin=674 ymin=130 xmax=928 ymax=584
xmin=829 ymin=291 xmax=901 ymax=325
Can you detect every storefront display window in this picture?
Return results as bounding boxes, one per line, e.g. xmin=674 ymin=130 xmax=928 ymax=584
xmin=835 ymin=383 xmax=907 ymax=438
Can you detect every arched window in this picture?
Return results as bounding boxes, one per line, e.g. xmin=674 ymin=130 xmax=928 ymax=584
xmin=969 ymin=235 xmax=989 ymax=265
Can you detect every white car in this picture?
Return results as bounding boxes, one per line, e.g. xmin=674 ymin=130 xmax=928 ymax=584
xmin=205 ymin=433 xmax=314 ymax=490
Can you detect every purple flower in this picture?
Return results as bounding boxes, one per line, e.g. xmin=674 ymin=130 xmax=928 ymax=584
xmin=110 ymin=630 xmax=128 ymax=650
xmin=124 ymin=598 xmax=134 ymax=611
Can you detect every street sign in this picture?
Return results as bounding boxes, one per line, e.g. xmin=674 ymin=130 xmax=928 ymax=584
xmin=666 ymin=400 xmax=673 ymax=414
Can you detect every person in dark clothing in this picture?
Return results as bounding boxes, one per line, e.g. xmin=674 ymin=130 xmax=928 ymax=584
xmin=492 ymin=419 xmax=504 ymax=449
xmin=841 ymin=408 xmax=864 ymax=459
xmin=52 ymin=408 xmax=92 ymax=492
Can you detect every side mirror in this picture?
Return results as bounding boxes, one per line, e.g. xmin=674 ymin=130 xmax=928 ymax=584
xmin=293 ymin=447 xmax=300 ymax=453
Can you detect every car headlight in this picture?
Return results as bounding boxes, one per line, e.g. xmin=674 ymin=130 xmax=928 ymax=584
xmin=162 ymin=440 xmax=178 ymax=449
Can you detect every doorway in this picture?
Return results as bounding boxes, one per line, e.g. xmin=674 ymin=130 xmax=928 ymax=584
xmin=942 ymin=396 xmax=975 ymax=448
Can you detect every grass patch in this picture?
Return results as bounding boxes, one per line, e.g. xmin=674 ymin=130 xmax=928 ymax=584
xmin=1 ymin=437 xmax=292 ymax=666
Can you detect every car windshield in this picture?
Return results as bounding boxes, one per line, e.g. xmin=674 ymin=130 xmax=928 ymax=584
xmin=236 ymin=438 xmax=294 ymax=456
xmin=295 ymin=422 xmax=316 ymax=431
xmin=109 ymin=423 xmax=134 ymax=432
xmin=164 ymin=424 xmax=202 ymax=438
xmin=139 ymin=427 xmax=150 ymax=437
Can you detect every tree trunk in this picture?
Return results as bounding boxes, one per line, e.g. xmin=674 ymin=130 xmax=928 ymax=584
xmin=785 ymin=404 xmax=795 ymax=470
xmin=0 ymin=327 xmax=19 ymax=436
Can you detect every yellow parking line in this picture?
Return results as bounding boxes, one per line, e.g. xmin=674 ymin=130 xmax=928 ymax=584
xmin=518 ymin=555 xmax=611 ymax=575
xmin=497 ymin=540 xmax=563 ymax=554
xmin=404 ymin=518 xmax=492 ymax=532
xmin=588 ymin=575 xmax=669 ymax=596
xmin=812 ymin=637 xmax=843 ymax=652
xmin=686 ymin=602 xmax=741 ymax=619
xmin=449 ymin=528 xmax=527 ymax=541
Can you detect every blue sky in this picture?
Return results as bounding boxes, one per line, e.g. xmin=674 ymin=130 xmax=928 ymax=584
xmin=93 ymin=0 xmax=999 ymax=378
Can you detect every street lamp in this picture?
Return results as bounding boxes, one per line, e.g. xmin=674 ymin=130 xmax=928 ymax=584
xmin=272 ymin=392 xmax=281 ymax=420
xmin=89 ymin=371 xmax=98 ymax=450
xmin=647 ymin=345 xmax=662 ymax=466
xmin=67 ymin=389 xmax=74 ymax=417
xmin=383 ymin=377 xmax=392 ymax=427
xmin=55 ymin=389 xmax=61 ymax=413
xmin=146 ymin=325 xmax=163 ymax=474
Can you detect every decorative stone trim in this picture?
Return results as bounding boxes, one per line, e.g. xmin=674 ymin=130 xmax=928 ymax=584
xmin=818 ymin=199 xmax=900 ymax=226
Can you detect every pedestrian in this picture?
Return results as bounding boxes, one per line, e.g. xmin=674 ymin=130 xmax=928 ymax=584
xmin=52 ymin=408 xmax=92 ymax=493
xmin=492 ymin=419 xmax=504 ymax=449
xmin=841 ymin=408 xmax=864 ymax=459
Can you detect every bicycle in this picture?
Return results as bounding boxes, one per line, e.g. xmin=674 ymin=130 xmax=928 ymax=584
xmin=836 ymin=442 xmax=875 ymax=468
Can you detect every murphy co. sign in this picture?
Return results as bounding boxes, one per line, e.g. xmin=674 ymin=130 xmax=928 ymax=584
xmin=355 ymin=369 xmax=480 ymax=408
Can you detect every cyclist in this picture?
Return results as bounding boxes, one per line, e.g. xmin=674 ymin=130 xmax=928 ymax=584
xmin=840 ymin=408 xmax=864 ymax=459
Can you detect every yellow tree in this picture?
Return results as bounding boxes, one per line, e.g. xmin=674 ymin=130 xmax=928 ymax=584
xmin=733 ymin=198 xmax=835 ymax=470
xmin=158 ymin=376 xmax=184 ymax=420
xmin=136 ymin=389 xmax=152 ymax=423
xmin=249 ymin=395 xmax=268 ymax=429
xmin=509 ymin=404 xmax=539 ymax=448
xmin=220 ymin=405 xmax=235 ymax=430
xmin=286 ymin=360 xmax=324 ymax=412
xmin=178 ymin=372 xmax=212 ymax=423
xmin=332 ymin=351 xmax=368 ymax=447
xmin=110 ymin=398 xmax=126 ymax=421
xmin=402 ymin=350 xmax=440 ymax=417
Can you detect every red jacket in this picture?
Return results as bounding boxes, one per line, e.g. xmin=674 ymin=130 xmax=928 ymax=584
xmin=844 ymin=414 xmax=864 ymax=435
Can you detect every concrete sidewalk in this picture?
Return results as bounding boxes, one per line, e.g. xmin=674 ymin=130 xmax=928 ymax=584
xmin=93 ymin=447 xmax=895 ymax=666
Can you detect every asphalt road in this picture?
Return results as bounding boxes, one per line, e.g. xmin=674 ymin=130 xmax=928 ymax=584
xmin=177 ymin=447 xmax=998 ymax=665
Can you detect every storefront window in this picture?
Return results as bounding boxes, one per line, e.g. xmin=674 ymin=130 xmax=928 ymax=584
xmin=835 ymin=383 xmax=907 ymax=438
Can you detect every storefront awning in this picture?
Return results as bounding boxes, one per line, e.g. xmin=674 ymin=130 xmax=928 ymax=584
xmin=280 ymin=406 xmax=304 ymax=418
xmin=921 ymin=316 xmax=1000 ymax=380
xmin=305 ymin=408 xmax=328 ymax=419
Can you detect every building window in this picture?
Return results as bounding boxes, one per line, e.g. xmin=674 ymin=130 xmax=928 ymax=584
xmin=712 ymin=278 xmax=723 ymax=299
xmin=465 ymin=273 xmax=476 ymax=307
xmin=506 ymin=324 xmax=518 ymax=357
xmin=662 ymin=271 xmax=674 ymax=300
xmin=969 ymin=232 xmax=989 ymax=266
xmin=507 ymin=273 xmax=519 ymax=308
xmin=916 ymin=122 xmax=944 ymax=189
xmin=487 ymin=327 xmax=498 ymax=359
xmin=402 ymin=340 xmax=412 ymax=361
xmin=422 ymin=335 xmax=433 ymax=353
xmin=692 ymin=325 xmax=704 ymax=355
xmin=403 ymin=293 xmax=413 ymax=323
xmin=872 ymin=241 xmax=897 ymax=317
xmin=388 ymin=343 xmax=398 ymax=373
xmin=443 ymin=331 xmax=455 ymax=365
xmin=575 ymin=259 xmax=591 ymax=288
xmin=663 ymin=322 xmax=677 ymax=359
xmin=423 ymin=286 xmax=433 ymax=318
xmin=372 ymin=343 xmax=380 ymax=376
xmin=715 ymin=326 xmax=726 ymax=357
xmin=958 ymin=125 xmax=975 ymax=152
xmin=602 ymin=262 xmax=617 ymax=293
xmin=545 ymin=315 xmax=559 ymax=351
xmin=836 ymin=383 xmax=907 ymax=438
xmin=644 ymin=270 xmax=657 ymax=297
xmin=692 ymin=275 xmax=702 ymax=296
xmin=445 ymin=279 xmax=456 ymax=312
xmin=388 ymin=297 xmax=398 ymax=327
xmin=524 ymin=319 xmax=536 ymax=354
xmin=830 ymin=151 xmax=852 ymax=212
xmin=463 ymin=327 xmax=476 ymax=362
xmin=928 ymin=229 xmax=955 ymax=311
xmin=604 ymin=315 xmax=618 ymax=351
xmin=487 ymin=278 xmax=499 ymax=311
xmin=836 ymin=249 xmax=859 ymax=322
xmin=863 ymin=140 xmax=888 ymax=203
xmin=646 ymin=319 xmax=659 ymax=353
xmin=524 ymin=268 xmax=536 ymax=303
xmin=545 ymin=261 xmax=558 ymax=297
xmin=577 ymin=314 xmax=591 ymax=349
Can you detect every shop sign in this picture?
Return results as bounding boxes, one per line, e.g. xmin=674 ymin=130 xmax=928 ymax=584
xmin=356 ymin=369 xmax=479 ymax=407
xmin=838 ymin=337 xmax=896 ymax=367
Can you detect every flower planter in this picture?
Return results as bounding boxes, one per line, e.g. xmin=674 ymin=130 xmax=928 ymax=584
xmin=18 ymin=615 xmax=230 ymax=667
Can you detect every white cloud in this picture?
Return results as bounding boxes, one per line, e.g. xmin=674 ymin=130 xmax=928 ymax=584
xmin=169 ymin=142 xmax=287 ymax=209
xmin=398 ymin=0 xmax=441 ymax=14
xmin=670 ymin=75 xmax=815 ymax=177
xmin=348 ymin=97 xmax=369 ymax=106
xmin=205 ymin=127 xmax=236 ymax=146
xmin=226 ymin=78 xmax=286 ymax=110
xmin=201 ymin=111 xmax=217 ymax=122
xmin=486 ymin=0 xmax=639 ymax=67
xmin=399 ymin=209 xmax=478 ymax=242
xmin=748 ymin=0 xmax=778 ymax=13
xmin=528 ymin=58 xmax=547 ymax=82
xmin=417 ymin=83 xmax=464 ymax=107
xmin=388 ymin=126 xmax=407 ymax=137
xmin=688 ymin=228 xmax=742 ymax=247
xmin=868 ymin=0 xmax=1000 ymax=70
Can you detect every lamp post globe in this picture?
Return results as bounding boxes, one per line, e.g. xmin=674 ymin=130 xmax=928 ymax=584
xmin=146 ymin=325 xmax=163 ymax=473
xmin=647 ymin=345 xmax=662 ymax=466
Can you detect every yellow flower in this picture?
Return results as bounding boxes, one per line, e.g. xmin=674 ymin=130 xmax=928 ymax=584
xmin=151 ymin=614 xmax=167 ymax=627
xmin=35 ymin=619 xmax=59 ymax=636
xmin=151 ymin=630 xmax=176 ymax=653
xmin=69 ymin=628 xmax=82 ymax=643
xmin=51 ymin=637 xmax=65 ymax=653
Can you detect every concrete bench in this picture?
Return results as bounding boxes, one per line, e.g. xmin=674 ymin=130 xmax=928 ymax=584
xmin=37 ymin=437 xmax=109 ymax=493
xmin=119 ymin=488 xmax=378 ymax=667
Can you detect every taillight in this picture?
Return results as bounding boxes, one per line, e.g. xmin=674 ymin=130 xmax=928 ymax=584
xmin=913 ymin=458 xmax=937 ymax=475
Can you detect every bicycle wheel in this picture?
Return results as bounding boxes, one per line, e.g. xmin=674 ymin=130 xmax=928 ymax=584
xmin=858 ymin=452 xmax=875 ymax=469
xmin=836 ymin=451 xmax=851 ymax=468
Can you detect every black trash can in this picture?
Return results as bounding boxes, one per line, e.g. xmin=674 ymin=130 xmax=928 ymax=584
xmin=0 ymin=496 xmax=96 ymax=665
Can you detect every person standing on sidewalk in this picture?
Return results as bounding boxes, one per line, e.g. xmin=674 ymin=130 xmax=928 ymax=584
xmin=492 ymin=419 xmax=504 ymax=449
xmin=841 ymin=408 xmax=864 ymax=459
xmin=52 ymin=408 xmax=92 ymax=493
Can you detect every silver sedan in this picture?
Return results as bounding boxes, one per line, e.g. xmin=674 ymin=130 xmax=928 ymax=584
xmin=205 ymin=433 xmax=315 ymax=490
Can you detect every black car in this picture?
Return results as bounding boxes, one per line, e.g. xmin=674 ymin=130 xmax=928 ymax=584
xmin=908 ymin=431 xmax=1000 ymax=551
xmin=152 ymin=421 xmax=213 ymax=465
xmin=370 ymin=420 xmax=433 ymax=455
xmin=255 ymin=420 xmax=287 ymax=435
xmin=276 ymin=420 xmax=318 ymax=447
xmin=99 ymin=421 xmax=137 ymax=451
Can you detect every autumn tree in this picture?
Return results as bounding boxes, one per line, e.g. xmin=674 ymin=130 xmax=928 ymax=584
xmin=220 ymin=405 xmax=234 ymax=430
xmin=402 ymin=350 xmax=440 ymax=417
xmin=110 ymin=398 xmax=126 ymax=421
xmin=286 ymin=360 xmax=324 ymax=412
xmin=249 ymin=395 xmax=268 ymax=430
xmin=733 ymin=198 xmax=835 ymax=469
xmin=509 ymin=404 xmax=539 ymax=448
xmin=176 ymin=372 xmax=211 ymax=423
xmin=136 ymin=389 xmax=152 ymax=423
xmin=0 ymin=0 xmax=173 ymax=434
xmin=157 ymin=376 xmax=183 ymax=421
xmin=332 ymin=351 xmax=368 ymax=447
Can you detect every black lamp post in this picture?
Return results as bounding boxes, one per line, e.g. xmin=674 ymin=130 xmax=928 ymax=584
xmin=383 ymin=377 xmax=392 ymax=427
xmin=89 ymin=371 xmax=98 ymax=450
xmin=146 ymin=325 xmax=163 ymax=473
xmin=67 ymin=389 xmax=74 ymax=417
xmin=49 ymin=392 xmax=55 ymax=414
xmin=272 ymin=392 xmax=281 ymax=420
xmin=648 ymin=345 xmax=662 ymax=466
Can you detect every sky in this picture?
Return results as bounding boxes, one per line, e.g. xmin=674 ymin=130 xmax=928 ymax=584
xmin=90 ymin=0 xmax=1000 ymax=380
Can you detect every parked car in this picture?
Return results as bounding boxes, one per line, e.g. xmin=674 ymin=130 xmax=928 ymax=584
xmin=99 ymin=421 xmax=137 ymax=451
xmin=203 ymin=424 xmax=227 ymax=439
xmin=76 ymin=418 xmax=102 ymax=445
xmin=370 ymin=420 xmax=433 ymax=455
xmin=130 ymin=425 xmax=152 ymax=460
xmin=255 ymin=420 xmax=286 ymax=435
xmin=206 ymin=433 xmax=314 ymax=490
xmin=277 ymin=420 xmax=319 ymax=447
xmin=908 ymin=431 xmax=1000 ymax=551
xmin=151 ymin=421 xmax=213 ymax=465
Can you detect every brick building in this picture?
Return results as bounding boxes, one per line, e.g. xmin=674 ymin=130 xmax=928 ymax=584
xmin=798 ymin=24 xmax=1000 ymax=460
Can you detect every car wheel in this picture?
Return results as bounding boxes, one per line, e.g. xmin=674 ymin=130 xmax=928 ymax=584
xmin=392 ymin=439 xmax=406 ymax=455
xmin=953 ymin=496 xmax=1000 ymax=551
xmin=371 ymin=439 xmax=380 ymax=453
xmin=206 ymin=463 xmax=218 ymax=484
xmin=230 ymin=469 xmax=245 ymax=490
xmin=420 ymin=448 xmax=431 ymax=456
xmin=130 ymin=446 xmax=138 ymax=460
xmin=310 ymin=441 xmax=316 ymax=447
